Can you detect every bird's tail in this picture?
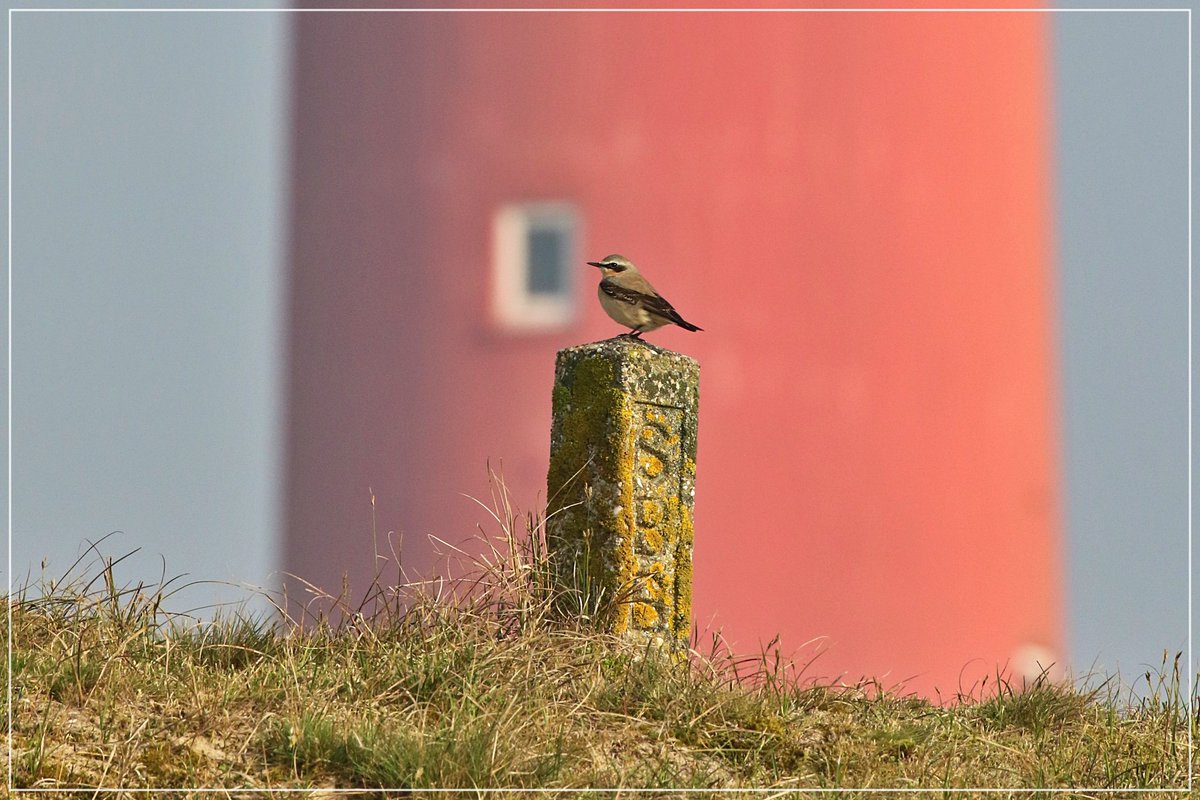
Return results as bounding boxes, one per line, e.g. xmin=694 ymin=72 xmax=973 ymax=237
xmin=676 ymin=319 xmax=703 ymax=332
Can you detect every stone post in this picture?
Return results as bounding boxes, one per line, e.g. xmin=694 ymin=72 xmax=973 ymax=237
xmin=546 ymin=338 xmax=699 ymax=650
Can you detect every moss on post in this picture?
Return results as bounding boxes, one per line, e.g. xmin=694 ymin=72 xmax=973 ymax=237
xmin=546 ymin=338 xmax=699 ymax=650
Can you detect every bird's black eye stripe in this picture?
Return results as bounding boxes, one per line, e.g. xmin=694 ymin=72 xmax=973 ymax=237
xmin=607 ymin=263 xmax=626 ymax=272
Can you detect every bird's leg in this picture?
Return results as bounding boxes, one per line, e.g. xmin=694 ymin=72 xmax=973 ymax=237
xmin=630 ymin=329 xmax=644 ymax=339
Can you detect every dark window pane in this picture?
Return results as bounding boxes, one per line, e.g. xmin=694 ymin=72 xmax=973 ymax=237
xmin=527 ymin=228 xmax=566 ymax=295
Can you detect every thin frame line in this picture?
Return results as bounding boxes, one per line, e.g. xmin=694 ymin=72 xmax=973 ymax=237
xmin=7 ymin=6 xmax=13 ymax=795
xmin=6 ymin=790 xmax=1194 ymax=795
xmin=7 ymin=3 xmax=1190 ymax=796
xmin=1188 ymin=7 xmax=1195 ymax=794
xmin=5 ymin=6 xmax=1196 ymax=12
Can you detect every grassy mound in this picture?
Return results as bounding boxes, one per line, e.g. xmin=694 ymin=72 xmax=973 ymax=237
xmin=6 ymin=492 xmax=1192 ymax=795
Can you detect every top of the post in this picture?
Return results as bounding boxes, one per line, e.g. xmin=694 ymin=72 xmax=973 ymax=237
xmin=553 ymin=337 xmax=699 ymax=407
xmin=555 ymin=337 xmax=699 ymax=371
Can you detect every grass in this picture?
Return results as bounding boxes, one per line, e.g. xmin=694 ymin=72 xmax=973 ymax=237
xmin=5 ymin=478 xmax=1194 ymax=797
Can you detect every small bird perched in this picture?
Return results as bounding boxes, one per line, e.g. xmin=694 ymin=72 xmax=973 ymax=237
xmin=587 ymin=254 xmax=703 ymax=338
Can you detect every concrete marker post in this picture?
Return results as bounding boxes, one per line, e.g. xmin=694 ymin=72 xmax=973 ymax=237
xmin=546 ymin=338 xmax=699 ymax=650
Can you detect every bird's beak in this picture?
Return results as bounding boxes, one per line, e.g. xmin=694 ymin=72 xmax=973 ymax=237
xmin=586 ymin=261 xmax=604 ymax=268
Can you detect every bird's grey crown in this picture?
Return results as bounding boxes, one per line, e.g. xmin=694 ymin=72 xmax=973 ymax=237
xmin=598 ymin=254 xmax=633 ymax=270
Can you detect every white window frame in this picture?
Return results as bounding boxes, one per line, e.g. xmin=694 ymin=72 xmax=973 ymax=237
xmin=492 ymin=202 xmax=580 ymax=331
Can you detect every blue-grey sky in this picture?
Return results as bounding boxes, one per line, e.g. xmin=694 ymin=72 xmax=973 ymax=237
xmin=2 ymin=7 xmax=1193 ymax=680
xmin=1053 ymin=9 xmax=1190 ymax=680
xmin=8 ymin=7 xmax=288 ymax=611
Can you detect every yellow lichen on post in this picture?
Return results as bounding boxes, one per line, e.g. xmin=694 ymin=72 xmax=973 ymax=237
xmin=546 ymin=338 xmax=699 ymax=650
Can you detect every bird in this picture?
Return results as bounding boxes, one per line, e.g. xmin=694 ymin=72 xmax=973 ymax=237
xmin=587 ymin=254 xmax=703 ymax=338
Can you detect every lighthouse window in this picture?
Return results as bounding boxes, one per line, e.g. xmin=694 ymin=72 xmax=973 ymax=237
xmin=527 ymin=227 xmax=567 ymax=295
xmin=493 ymin=203 xmax=579 ymax=330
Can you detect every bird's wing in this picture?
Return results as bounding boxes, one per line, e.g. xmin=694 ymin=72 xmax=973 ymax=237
xmin=600 ymin=278 xmax=691 ymax=326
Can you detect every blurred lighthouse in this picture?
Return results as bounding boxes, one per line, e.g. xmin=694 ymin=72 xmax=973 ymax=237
xmin=284 ymin=9 xmax=1061 ymax=695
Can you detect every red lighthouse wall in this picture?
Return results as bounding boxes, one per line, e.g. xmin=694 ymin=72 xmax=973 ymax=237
xmin=285 ymin=9 xmax=1061 ymax=696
